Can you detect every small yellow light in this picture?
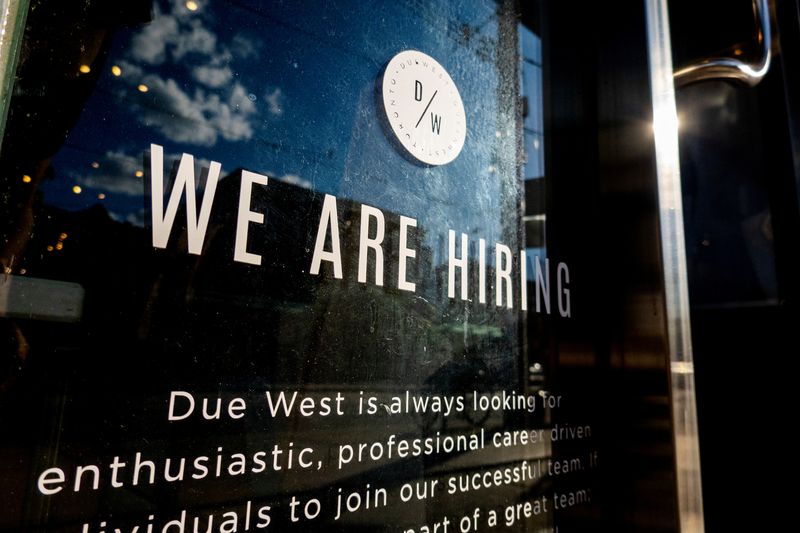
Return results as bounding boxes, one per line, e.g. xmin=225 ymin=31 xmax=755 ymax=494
xmin=186 ymin=1 xmax=199 ymax=11
xmin=135 ymin=170 xmax=144 ymax=178
xmin=734 ymin=48 xmax=743 ymax=56
xmin=22 ymin=174 xmax=31 ymax=183
xmin=72 ymin=185 xmax=82 ymax=194
xmin=19 ymin=268 xmax=26 ymax=275
xmin=137 ymin=84 xmax=149 ymax=93
xmin=55 ymin=242 xmax=64 ymax=251
xmin=79 ymin=64 xmax=91 ymax=74
xmin=59 ymin=232 xmax=68 ymax=240
xmin=111 ymin=65 xmax=122 ymax=76
xmin=91 ymin=161 xmax=100 ymax=169
xmin=98 ymin=193 xmax=106 ymax=200
xmin=46 ymin=245 xmax=54 ymax=252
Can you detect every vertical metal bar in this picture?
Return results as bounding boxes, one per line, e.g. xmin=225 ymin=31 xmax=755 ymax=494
xmin=0 ymin=0 xmax=28 ymax=147
xmin=644 ymin=0 xmax=705 ymax=531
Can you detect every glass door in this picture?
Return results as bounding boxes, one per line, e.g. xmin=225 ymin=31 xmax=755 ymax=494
xmin=668 ymin=0 xmax=800 ymax=530
xmin=0 ymin=2 xmax=696 ymax=531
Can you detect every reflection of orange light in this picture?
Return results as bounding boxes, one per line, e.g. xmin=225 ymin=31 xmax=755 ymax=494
xmin=55 ymin=242 xmax=64 ymax=251
xmin=79 ymin=64 xmax=91 ymax=74
xmin=137 ymin=84 xmax=149 ymax=93
xmin=91 ymin=161 xmax=100 ymax=169
xmin=22 ymin=175 xmax=31 ymax=183
xmin=59 ymin=233 xmax=68 ymax=240
xmin=111 ymin=65 xmax=122 ymax=76
xmin=46 ymin=245 xmax=54 ymax=252
xmin=734 ymin=48 xmax=743 ymax=56
xmin=98 ymin=193 xmax=106 ymax=200
xmin=186 ymin=1 xmax=199 ymax=11
xmin=72 ymin=185 xmax=82 ymax=194
xmin=135 ymin=170 xmax=144 ymax=178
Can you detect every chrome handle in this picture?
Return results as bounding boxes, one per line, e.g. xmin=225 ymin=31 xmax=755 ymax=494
xmin=673 ymin=0 xmax=771 ymax=88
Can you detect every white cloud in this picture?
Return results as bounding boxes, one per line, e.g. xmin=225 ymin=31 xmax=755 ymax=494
xmin=109 ymin=208 xmax=146 ymax=227
xmin=231 ymin=34 xmax=258 ymax=59
xmin=172 ymin=20 xmax=217 ymax=60
xmin=127 ymin=211 xmax=146 ymax=226
xmin=77 ymin=150 xmax=143 ymax=196
xmin=202 ymin=95 xmax=251 ymax=142
xmin=106 ymin=150 xmax=141 ymax=175
xmin=265 ymin=88 xmax=284 ymax=116
xmin=130 ymin=11 xmax=216 ymax=65
xmin=192 ymin=64 xmax=233 ymax=88
xmin=130 ymin=14 xmax=178 ymax=65
xmin=209 ymin=47 xmax=233 ymax=66
xmin=229 ymin=83 xmax=256 ymax=114
xmin=123 ymin=1 xmax=270 ymax=147
xmin=138 ymin=75 xmax=256 ymax=146
xmin=276 ymin=174 xmax=312 ymax=190
xmin=76 ymin=148 xmax=220 ymax=197
xmin=139 ymin=75 xmax=216 ymax=145
xmin=116 ymin=60 xmax=143 ymax=80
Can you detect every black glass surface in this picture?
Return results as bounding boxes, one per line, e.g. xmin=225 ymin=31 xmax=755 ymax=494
xmin=1 ymin=2 xmax=681 ymax=532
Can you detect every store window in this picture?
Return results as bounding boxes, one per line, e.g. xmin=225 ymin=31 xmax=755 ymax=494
xmin=1 ymin=1 xmax=690 ymax=532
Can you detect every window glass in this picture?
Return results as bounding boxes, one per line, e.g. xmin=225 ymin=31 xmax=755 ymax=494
xmin=0 ymin=1 xmax=540 ymax=531
xmin=0 ymin=1 xmax=683 ymax=532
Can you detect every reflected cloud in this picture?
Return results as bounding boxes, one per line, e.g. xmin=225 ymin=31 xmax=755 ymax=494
xmin=110 ymin=208 xmax=146 ymax=227
xmin=192 ymin=64 xmax=233 ymax=88
xmin=77 ymin=150 xmax=143 ymax=196
xmin=75 ymin=149 xmax=217 ymax=198
xmin=171 ymin=20 xmax=217 ymax=60
xmin=265 ymin=88 xmax=284 ymax=116
xmin=231 ymin=33 xmax=259 ymax=59
xmin=139 ymin=75 xmax=256 ymax=145
xmin=122 ymin=0 xmax=264 ymax=147
xmin=115 ymin=60 xmax=143 ymax=80
xmin=131 ymin=3 xmax=216 ymax=65
xmin=130 ymin=14 xmax=179 ymax=65
xmin=276 ymin=173 xmax=312 ymax=190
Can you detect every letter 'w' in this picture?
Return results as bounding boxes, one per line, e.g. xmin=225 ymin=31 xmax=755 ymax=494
xmin=431 ymin=114 xmax=442 ymax=134
xmin=150 ymin=143 xmax=221 ymax=254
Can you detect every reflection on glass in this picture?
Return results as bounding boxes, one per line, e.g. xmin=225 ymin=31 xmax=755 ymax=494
xmin=0 ymin=1 xmax=561 ymax=532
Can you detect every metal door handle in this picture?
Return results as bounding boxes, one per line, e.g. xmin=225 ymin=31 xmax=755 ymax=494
xmin=674 ymin=0 xmax=771 ymax=87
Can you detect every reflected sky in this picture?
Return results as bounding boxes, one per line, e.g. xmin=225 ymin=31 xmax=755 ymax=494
xmin=35 ymin=0 xmax=525 ymax=259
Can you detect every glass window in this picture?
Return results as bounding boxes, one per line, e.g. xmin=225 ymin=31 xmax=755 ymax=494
xmin=0 ymin=1 xmax=687 ymax=532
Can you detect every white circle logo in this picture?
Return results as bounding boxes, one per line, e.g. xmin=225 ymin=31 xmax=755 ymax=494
xmin=381 ymin=50 xmax=467 ymax=166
